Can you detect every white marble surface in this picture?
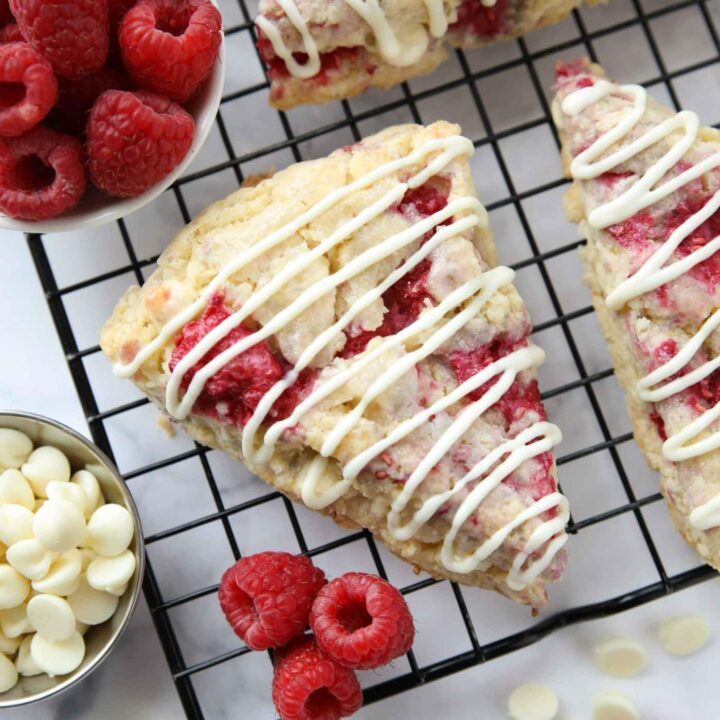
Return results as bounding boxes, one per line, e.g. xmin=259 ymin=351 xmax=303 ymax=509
xmin=2 ymin=0 xmax=720 ymax=716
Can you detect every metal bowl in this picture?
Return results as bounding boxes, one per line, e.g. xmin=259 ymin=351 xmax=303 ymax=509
xmin=0 ymin=411 xmax=145 ymax=708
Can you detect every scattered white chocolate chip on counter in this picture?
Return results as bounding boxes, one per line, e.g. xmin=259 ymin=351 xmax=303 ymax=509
xmin=86 ymin=504 xmax=134 ymax=557
xmin=27 ymin=595 xmax=76 ymax=642
xmin=0 ymin=469 xmax=35 ymax=510
xmin=0 ymin=505 xmax=35 ymax=547
xmin=6 ymin=539 xmax=57 ymax=581
xmin=0 ymin=651 xmax=18 ymax=693
xmin=15 ymin=634 xmax=42 ymax=677
xmin=21 ymin=446 xmax=71 ymax=498
xmin=32 ymin=549 xmax=82 ymax=596
xmin=659 ymin=615 xmax=710 ymax=656
xmin=0 ymin=565 xmax=30 ymax=609
xmin=33 ymin=500 xmax=86 ymax=553
xmin=0 ymin=604 xmax=32 ymax=638
xmin=67 ymin=578 xmax=119 ymax=626
xmin=508 ymin=683 xmax=560 ymax=720
xmin=31 ymin=631 xmax=85 ymax=677
xmin=70 ymin=470 xmax=103 ymax=519
xmin=87 ymin=550 xmax=136 ymax=593
xmin=592 ymin=692 xmax=640 ymax=720
xmin=594 ymin=637 xmax=647 ymax=677
xmin=0 ymin=429 xmax=33 ymax=471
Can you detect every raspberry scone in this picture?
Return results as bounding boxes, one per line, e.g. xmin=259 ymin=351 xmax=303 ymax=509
xmin=257 ymin=0 xmax=597 ymax=109
xmin=552 ymin=60 xmax=720 ymax=569
xmin=101 ymin=121 xmax=569 ymax=607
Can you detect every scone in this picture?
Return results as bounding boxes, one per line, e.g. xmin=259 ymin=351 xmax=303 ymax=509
xmin=257 ymin=0 xmax=598 ymax=109
xmin=552 ymin=60 xmax=720 ymax=569
xmin=101 ymin=121 xmax=569 ymax=608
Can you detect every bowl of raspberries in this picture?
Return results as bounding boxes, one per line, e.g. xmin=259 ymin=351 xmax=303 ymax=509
xmin=0 ymin=0 xmax=224 ymax=232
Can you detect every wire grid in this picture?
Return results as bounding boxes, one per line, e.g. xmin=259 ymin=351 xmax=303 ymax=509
xmin=24 ymin=0 xmax=720 ymax=716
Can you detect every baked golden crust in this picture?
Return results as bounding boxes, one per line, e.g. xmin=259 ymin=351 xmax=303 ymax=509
xmin=553 ymin=61 xmax=720 ymax=570
xmin=102 ymin=121 xmax=566 ymax=607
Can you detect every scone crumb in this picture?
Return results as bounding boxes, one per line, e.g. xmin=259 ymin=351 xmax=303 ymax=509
xmin=157 ymin=414 xmax=176 ymax=438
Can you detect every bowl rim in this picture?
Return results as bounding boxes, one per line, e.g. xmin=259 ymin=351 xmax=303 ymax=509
xmin=0 ymin=410 xmax=146 ymax=709
xmin=0 ymin=24 xmax=226 ymax=235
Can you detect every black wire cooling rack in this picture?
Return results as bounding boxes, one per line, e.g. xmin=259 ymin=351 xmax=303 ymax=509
xmin=24 ymin=0 xmax=720 ymax=716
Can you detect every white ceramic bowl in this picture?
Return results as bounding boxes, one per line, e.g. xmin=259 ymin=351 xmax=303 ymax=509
xmin=0 ymin=26 xmax=225 ymax=235
xmin=0 ymin=411 xmax=145 ymax=708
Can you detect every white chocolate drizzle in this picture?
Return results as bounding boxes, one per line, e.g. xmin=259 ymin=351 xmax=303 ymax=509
xmin=562 ymin=79 xmax=720 ymax=528
xmin=257 ymin=0 xmax=451 ymax=77
xmin=114 ymin=133 xmax=567 ymax=589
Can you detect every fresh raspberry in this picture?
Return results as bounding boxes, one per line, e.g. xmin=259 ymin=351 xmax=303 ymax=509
xmin=0 ymin=125 xmax=86 ymax=220
xmin=272 ymin=637 xmax=363 ymax=720
xmin=51 ymin=67 xmax=128 ymax=136
xmin=86 ymin=89 xmax=194 ymax=198
xmin=109 ymin=0 xmax=136 ymax=29
xmin=0 ymin=0 xmax=11 ymax=25
xmin=119 ymin=0 xmax=222 ymax=103
xmin=218 ymin=552 xmax=326 ymax=651
xmin=0 ymin=24 xmax=22 ymax=43
xmin=10 ymin=0 xmax=109 ymax=80
xmin=0 ymin=43 xmax=57 ymax=137
xmin=310 ymin=572 xmax=414 ymax=670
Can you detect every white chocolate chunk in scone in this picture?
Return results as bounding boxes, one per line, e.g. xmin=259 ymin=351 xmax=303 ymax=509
xmin=552 ymin=59 xmax=720 ymax=571
xmin=101 ymin=121 xmax=569 ymax=608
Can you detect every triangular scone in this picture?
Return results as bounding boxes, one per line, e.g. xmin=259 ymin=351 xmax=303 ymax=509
xmin=552 ymin=60 xmax=720 ymax=569
xmin=256 ymin=0 xmax=598 ymax=109
xmin=101 ymin=122 xmax=568 ymax=608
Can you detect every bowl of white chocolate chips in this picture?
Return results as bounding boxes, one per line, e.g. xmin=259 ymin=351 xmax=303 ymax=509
xmin=0 ymin=411 xmax=144 ymax=707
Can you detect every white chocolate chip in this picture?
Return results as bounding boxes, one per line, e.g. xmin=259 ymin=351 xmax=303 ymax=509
xmin=594 ymin=638 xmax=647 ymax=677
xmin=86 ymin=504 xmax=133 ymax=558
xmin=105 ymin=581 xmax=128 ymax=598
xmin=0 ymin=603 xmax=32 ymax=638
xmin=70 ymin=470 xmax=103 ymax=519
xmin=0 ymin=564 xmax=30 ymax=609
xmin=0 ymin=651 xmax=18 ymax=692
xmin=46 ymin=481 xmax=88 ymax=516
xmin=86 ymin=550 xmax=135 ymax=593
xmin=0 ymin=504 xmax=34 ymax=547
xmin=0 ymin=469 xmax=34 ymax=510
xmin=27 ymin=594 xmax=76 ymax=642
xmin=0 ymin=630 xmax=19 ymax=656
xmin=15 ymin=634 xmax=42 ymax=677
xmin=593 ymin=692 xmax=640 ymax=720
xmin=31 ymin=631 xmax=85 ymax=677
xmin=6 ymin=539 xmax=57 ymax=581
xmin=21 ymin=447 xmax=71 ymax=498
xmin=67 ymin=577 xmax=119 ymax=626
xmin=659 ymin=615 xmax=710 ymax=656
xmin=33 ymin=500 xmax=86 ymax=553
xmin=78 ymin=548 xmax=96 ymax=572
xmin=508 ymin=683 xmax=560 ymax=720
xmin=32 ymin=549 xmax=82 ymax=597
xmin=0 ymin=429 xmax=33 ymax=471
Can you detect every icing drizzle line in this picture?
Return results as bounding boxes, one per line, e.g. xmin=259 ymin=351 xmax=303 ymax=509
xmin=114 ymin=133 xmax=567 ymax=591
xmin=562 ymin=79 xmax=720 ymax=530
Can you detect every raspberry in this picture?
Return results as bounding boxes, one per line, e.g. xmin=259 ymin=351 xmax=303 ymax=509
xmin=218 ymin=552 xmax=326 ymax=651
xmin=10 ymin=0 xmax=109 ymax=80
xmin=0 ymin=0 xmax=11 ymax=25
xmin=86 ymin=89 xmax=194 ymax=198
xmin=0 ymin=125 xmax=86 ymax=220
xmin=0 ymin=42 xmax=57 ymax=137
xmin=272 ymin=637 xmax=363 ymax=720
xmin=310 ymin=572 xmax=414 ymax=670
xmin=119 ymin=0 xmax=222 ymax=102
xmin=109 ymin=0 xmax=136 ymax=29
xmin=51 ymin=67 xmax=128 ymax=136
xmin=0 ymin=24 xmax=23 ymax=44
